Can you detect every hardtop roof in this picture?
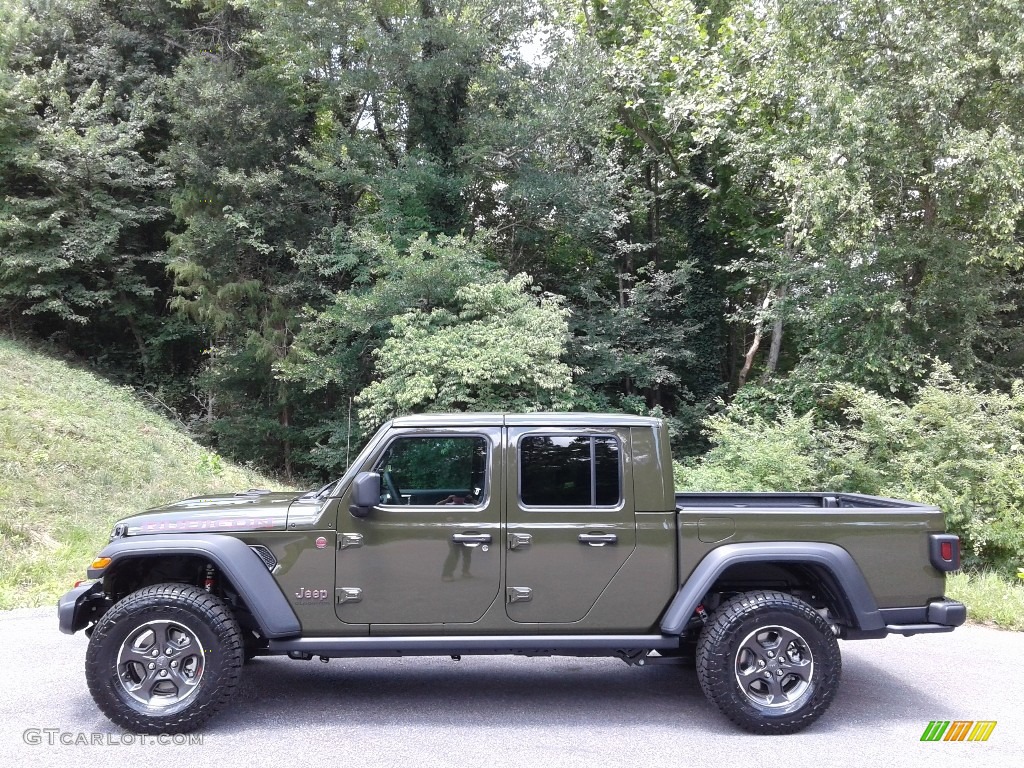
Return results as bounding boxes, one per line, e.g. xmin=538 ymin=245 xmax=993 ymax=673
xmin=389 ymin=412 xmax=664 ymax=428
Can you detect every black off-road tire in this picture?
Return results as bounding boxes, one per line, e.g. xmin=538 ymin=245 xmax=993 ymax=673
xmin=85 ymin=583 xmax=244 ymax=734
xmin=696 ymin=590 xmax=841 ymax=735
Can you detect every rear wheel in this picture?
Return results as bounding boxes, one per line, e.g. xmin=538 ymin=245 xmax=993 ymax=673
xmin=696 ymin=590 xmax=841 ymax=734
xmin=85 ymin=583 xmax=243 ymax=733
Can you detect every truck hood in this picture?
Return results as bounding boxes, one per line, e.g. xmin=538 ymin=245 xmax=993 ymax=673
xmin=112 ymin=491 xmax=300 ymax=536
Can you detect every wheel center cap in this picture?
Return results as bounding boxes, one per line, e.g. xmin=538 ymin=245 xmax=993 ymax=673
xmin=156 ymin=656 xmax=169 ymax=669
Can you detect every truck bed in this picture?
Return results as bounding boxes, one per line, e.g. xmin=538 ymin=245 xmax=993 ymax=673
xmin=674 ymin=491 xmax=946 ymax=610
xmin=676 ymin=491 xmax=930 ymax=510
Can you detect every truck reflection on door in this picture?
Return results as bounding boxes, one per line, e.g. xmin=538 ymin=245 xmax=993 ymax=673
xmin=438 ymin=489 xmax=479 ymax=581
xmin=442 ymin=540 xmax=471 ymax=581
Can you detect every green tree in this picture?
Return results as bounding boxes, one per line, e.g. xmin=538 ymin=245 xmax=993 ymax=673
xmin=285 ymin=229 xmax=575 ymax=468
xmin=358 ymin=272 xmax=575 ymax=426
xmin=679 ymin=365 xmax=1024 ymax=571
xmin=761 ymin=0 xmax=1024 ymax=394
xmin=0 ymin=0 xmax=177 ymax=372
xmin=597 ymin=0 xmax=1024 ymax=398
xmin=162 ymin=44 xmax=337 ymax=477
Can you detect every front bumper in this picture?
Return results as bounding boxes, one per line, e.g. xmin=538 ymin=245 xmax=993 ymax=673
xmin=57 ymin=581 xmax=107 ymax=635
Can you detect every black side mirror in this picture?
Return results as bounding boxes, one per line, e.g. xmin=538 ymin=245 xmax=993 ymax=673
xmin=349 ymin=472 xmax=381 ymax=518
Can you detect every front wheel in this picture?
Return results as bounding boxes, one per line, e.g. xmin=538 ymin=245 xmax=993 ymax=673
xmin=696 ymin=590 xmax=841 ymax=734
xmin=85 ymin=583 xmax=243 ymax=733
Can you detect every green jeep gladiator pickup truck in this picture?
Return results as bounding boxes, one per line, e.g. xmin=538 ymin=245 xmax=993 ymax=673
xmin=58 ymin=413 xmax=965 ymax=735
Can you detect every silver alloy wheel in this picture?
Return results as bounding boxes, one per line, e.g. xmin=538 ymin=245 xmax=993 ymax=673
xmin=116 ymin=620 xmax=205 ymax=708
xmin=733 ymin=623 xmax=814 ymax=708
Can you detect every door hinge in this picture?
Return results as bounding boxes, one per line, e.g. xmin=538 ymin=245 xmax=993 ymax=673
xmin=506 ymin=586 xmax=533 ymax=604
xmin=507 ymin=532 xmax=532 ymax=550
xmin=337 ymin=533 xmax=364 ymax=550
xmin=336 ymin=587 xmax=363 ymax=604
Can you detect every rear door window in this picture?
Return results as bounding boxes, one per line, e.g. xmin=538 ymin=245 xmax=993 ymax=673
xmin=519 ymin=435 xmax=621 ymax=507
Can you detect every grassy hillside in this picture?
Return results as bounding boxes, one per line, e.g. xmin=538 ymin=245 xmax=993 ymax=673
xmin=946 ymin=571 xmax=1024 ymax=631
xmin=0 ymin=338 xmax=287 ymax=609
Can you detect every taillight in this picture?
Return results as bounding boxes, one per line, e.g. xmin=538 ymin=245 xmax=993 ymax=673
xmin=929 ymin=534 xmax=960 ymax=572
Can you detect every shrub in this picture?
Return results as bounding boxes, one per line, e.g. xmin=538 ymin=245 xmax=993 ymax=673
xmin=677 ymin=365 xmax=1024 ymax=571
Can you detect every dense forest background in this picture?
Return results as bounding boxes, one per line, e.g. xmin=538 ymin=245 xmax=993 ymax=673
xmin=2 ymin=0 xmax=1023 ymax=561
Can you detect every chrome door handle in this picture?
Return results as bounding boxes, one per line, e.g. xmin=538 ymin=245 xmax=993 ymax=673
xmin=578 ymin=533 xmax=617 ymax=546
xmin=452 ymin=533 xmax=492 ymax=546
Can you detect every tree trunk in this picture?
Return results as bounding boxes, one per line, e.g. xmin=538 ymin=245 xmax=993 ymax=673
xmin=765 ymin=283 xmax=786 ymax=378
xmin=765 ymin=223 xmax=794 ymax=379
xmin=280 ymin=402 xmax=292 ymax=482
xmin=738 ymin=293 xmax=771 ymax=387
xmin=737 ymin=325 xmax=763 ymax=388
xmin=121 ymin=306 xmax=149 ymax=381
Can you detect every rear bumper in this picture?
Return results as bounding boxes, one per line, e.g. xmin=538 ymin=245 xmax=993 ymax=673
xmin=882 ymin=598 xmax=967 ymax=637
xmin=927 ymin=598 xmax=967 ymax=626
xmin=57 ymin=581 xmax=107 ymax=635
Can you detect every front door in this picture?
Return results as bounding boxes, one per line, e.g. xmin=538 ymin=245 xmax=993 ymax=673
xmin=335 ymin=429 xmax=501 ymax=625
xmin=505 ymin=427 xmax=636 ymax=623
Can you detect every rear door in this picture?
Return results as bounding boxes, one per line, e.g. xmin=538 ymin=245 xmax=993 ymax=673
xmin=504 ymin=426 xmax=636 ymax=623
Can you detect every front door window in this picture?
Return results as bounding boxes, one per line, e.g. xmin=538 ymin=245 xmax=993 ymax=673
xmin=377 ymin=436 xmax=488 ymax=507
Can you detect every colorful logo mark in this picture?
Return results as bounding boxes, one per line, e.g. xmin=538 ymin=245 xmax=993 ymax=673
xmin=920 ymin=721 xmax=996 ymax=742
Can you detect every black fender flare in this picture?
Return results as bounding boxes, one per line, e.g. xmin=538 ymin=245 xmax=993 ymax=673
xmin=92 ymin=534 xmax=301 ymax=639
xmin=659 ymin=541 xmax=884 ymax=635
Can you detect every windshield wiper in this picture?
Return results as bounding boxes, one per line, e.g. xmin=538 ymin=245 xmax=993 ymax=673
xmin=300 ymin=480 xmax=338 ymax=500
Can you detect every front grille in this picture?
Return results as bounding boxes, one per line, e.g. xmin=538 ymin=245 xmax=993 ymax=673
xmin=249 ymin=545 xmax=278 ymax=571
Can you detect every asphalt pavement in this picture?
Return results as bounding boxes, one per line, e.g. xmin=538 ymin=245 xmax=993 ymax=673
xmin=1 ymin=607 xmax=1019 ymax=768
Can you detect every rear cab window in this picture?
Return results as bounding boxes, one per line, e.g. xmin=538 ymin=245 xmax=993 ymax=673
xmin=519 ymin=435 xmax=621 ymax=508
